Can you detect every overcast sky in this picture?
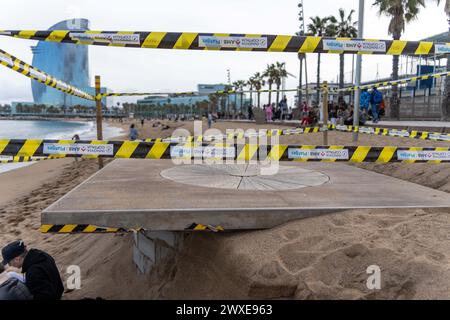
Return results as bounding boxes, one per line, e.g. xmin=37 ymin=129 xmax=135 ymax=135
xmin=0 ymin=0 xmax=447 ymax=105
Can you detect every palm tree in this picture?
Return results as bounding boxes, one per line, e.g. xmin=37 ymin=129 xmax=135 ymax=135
xmin=252 ymin=72 xmax=265 ymax=108
xmin=434 ymin=0 xmax=450 ymax=119
xmin=274 ymin=62 xmax=288 ymax=109
xmin=307 ymin=16 xmax=336 ymax=104
xmin=330 ymin=9 xmax=358 ymax=102
xmin=233 ymin=80 xmax=247 ymax=113
xmin=263 ymin=64 xmax=277 ymax=105
xmin=208 ymin=93 xmax=220 ymax=113
xmin=373 ymin=0 xmax=426 ymax=119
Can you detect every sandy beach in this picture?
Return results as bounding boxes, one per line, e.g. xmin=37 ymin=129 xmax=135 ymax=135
xmin=1 ymin=118 xmax=450 ymax=299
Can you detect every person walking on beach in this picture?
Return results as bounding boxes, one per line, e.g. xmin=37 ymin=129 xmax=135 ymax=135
xmin=1 ymin=241 xmax=64 ymax=300
xmin=207 ymin=112 xmax=213 ymax=129
xmin=0 ymin=263 xmax=32 ymax=300
xmin=129 ymin=124 xmax=138 ymax=141
xmin=72 ymin=134 xmax=80 ymax=162
xmin=141 ymin=117 xmax=145 ymax=127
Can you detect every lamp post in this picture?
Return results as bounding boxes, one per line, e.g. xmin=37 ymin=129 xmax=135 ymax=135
xmin=352 ymin=0 xmax=365 ymax=142
xmin=297 ymin=1 xmax=308 ymax=108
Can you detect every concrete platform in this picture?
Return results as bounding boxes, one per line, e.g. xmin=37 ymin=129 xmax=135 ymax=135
xmin=43 ymin=159 xmax=450 ymax=231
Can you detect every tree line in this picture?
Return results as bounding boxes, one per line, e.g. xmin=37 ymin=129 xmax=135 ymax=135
xmin=210 ymin=1 xmax=450 ymax=120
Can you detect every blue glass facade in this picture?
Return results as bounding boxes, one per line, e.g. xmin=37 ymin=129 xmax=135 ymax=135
xmin=31 ymin=19 xmax=100 ymax=107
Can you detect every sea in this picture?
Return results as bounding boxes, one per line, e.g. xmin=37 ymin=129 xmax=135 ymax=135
xmin=0 ymin=120 xmax=124 ymax=174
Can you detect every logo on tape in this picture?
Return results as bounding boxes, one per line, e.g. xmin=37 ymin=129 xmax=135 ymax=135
xmin=435 ymin=44 xmax=450 ymax=54
xmin=170 ymin=146 xmax=235 ymax=158
xmin=288 ymin=148 xmax=349 ymax=160
xmin=199 ymin=36 xmax=268 ymax=49
xmin=70 ymin=33 xmax=140 ymax=45
xmin=359 ymin=127 xmax=375 ymax=134
xmin=335 ymin=125 xmax=348 ymax=131
xmin=323 ymin=40 xmax=386 ymax=53
xmin=283 ymin=128 xmax=304 ymax=135
xmin=428 ymin=134 xmax=450 ymax=142
xmin=397 ymin=150 xmax=450 ymax=161
xmin=43 ymin=143 xmax=114 ymax=155
xmin=389 ymin=130 xmax=410 ymax=137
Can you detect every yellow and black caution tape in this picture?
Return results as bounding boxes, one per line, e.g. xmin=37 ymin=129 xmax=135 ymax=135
xmin=1 ymin=139 xmax=449 ymax=163
xmin=96 ymin=86 xmax=325 ymax=99
xmin=95 ymin=71 xmax=448 ymax=99
xmin=97 ymin=91 xmax=197 ymax=99
xmin=336 ymin=71 xmax=450 ymax=92
xmin=185 ymin=223 xmax=225 ymax=232
xmin=143 ymin=126 xmax=322 ymax=144
xmin=332 ymin=124 xmax=450 ymax=142
xmin=0 ymin=48 xmax=95 ymax=101
xmin=145 ymin=124 xmax=450 ymax=143
xmin=40 ymin=224 xmax=127 ymax=234
xmin=1 ymin=30 xmax=448 ymax=56
xmin=40 ymin=223 xmax=224 ymax=234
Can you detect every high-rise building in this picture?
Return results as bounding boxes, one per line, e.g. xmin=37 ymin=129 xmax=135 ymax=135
xmin=30 ymin=19 xmax=110 ymax=107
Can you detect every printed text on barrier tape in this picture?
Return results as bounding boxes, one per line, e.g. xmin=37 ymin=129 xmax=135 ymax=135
xmin=1 ymin=140 xmax=449 ymax=163
xmin=2 ymin=30 xmax=449 ymax=55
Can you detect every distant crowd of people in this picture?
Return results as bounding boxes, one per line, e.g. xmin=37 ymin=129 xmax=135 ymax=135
xmin=125 ymin=87 xmax=386 ymax=134
xmin=261 ymin=95 xmax=293 ymax=122
xmin=329 ymin=87 xmax=385 ymax=126
xmin=326 ymin=88 xmax=384 ymax=126
xmin=243 ymin=88 xmax=385 ymax=126
xmin=297 ymin=87 xmax=385 ymax=126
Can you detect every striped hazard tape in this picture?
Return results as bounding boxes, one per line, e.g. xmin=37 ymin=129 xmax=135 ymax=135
xmin=0 ymin=127 xmax=323 ymax=164
xmin=0 ymin=49 xmax=94 ymax=100
xmin=332 ymin=125 xmax=450 ymax=142
xmin=336 ymin=71 xmax=450 ymax=93
xmin=143 ymin=126 xmax=323 ymax=143
xmin=40 ymin=224 xmax=127 ymax=234
xmin=95 ymin=86 xmax=326 ymax=99
xmin=1 ymin=30 xmax=448 ymax=56
xmin=96 ymin=71 xmax=449 ymax=98
xmin=186 ymin=223 xmax=225 ymax=232
xmin=40 ymin=223 xmax=225 ymax=234
xmin=0 ymin=139 xmax=449 ymax=163
xmin=40 ymin=223 xmax=224 ymax=234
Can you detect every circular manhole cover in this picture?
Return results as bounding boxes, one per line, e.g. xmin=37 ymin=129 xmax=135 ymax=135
xmin=160 ymin=164 xmax=330 ymax=191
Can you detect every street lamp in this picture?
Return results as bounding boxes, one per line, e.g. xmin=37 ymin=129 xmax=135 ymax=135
xmin=297 ymin=1 xmax=308 ymax=108
xmin=352 ymin=0 xmax=365 ymax=142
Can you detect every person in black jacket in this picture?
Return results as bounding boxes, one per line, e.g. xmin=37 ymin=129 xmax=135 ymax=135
xmin=2 ymin=240 xmax=64 ymax=300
